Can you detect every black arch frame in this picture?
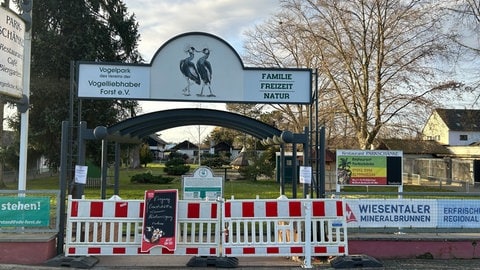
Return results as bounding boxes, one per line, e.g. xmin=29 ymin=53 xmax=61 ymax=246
xmin=106 ymin=108 xmax=282 ymax=141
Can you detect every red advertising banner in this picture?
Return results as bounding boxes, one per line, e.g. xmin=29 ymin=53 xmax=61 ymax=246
xmin=141 ymin=189 xmax=178 ymax=252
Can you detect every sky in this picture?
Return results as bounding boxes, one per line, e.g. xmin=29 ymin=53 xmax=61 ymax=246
xmin=122 ymin=0 xmax=280 ymax=143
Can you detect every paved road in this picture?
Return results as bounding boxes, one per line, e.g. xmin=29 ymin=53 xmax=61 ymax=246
xmin=1 ymin=255 xmax=480 ymax=269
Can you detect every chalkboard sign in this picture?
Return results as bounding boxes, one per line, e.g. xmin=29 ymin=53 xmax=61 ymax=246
xmin=141 ymin=189 xmax=178 ymax=252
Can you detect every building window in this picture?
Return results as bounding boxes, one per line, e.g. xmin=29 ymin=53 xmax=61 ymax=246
xmin=459 ymin=134 xmax=468 ymax=141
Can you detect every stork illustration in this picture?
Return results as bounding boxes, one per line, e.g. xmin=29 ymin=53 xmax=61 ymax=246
xmin=179 ymin=47 xmax=200 ymax=96
xmin=196 ymin=48 xmax=215 ymax=97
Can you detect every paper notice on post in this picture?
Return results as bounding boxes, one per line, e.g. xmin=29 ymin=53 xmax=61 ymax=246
xmin=299 ymin=166 xmax=312 ymax=184
xmin=74 ymin=165 xmax=88 ymax=184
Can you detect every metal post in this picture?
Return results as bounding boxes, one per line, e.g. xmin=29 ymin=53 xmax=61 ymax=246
xmin=280 ymin=144 xmax=285 ymax=195
xmin=101 ymin=140 xmax=108 ymax=199
xmin=57 ymin=121 xmax=69 ymax=255
xmin=319 ymin=126 xmax=326 ymax=198
xmin=114 ymin=142 xmax=120 ymax=195
xmin=292 ymin=142 xmax=297 ymax=199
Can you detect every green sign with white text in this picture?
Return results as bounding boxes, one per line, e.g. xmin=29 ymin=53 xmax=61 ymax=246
xmin=0 ymin=197 xmax=50 ymax=227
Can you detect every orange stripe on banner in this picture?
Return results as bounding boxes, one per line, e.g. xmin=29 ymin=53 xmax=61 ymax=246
xmin=211 ymin=203 xmax=217 ymax=218
xmin=265 ymin=201 xmax=278 ymax=217
xmin=242 ymin=202 xmax=254 ymax=217
xmin=90 ymin=202 xmax=103 ymax=217
xmin=225 ymin=202 xmax=231 ymax=218
xmin=113 ymin=247 xmax=126 ymax=254
xmin=266 ymin=247 xmax=279 ymax=254
xmin=290 ymin=246 xmax=303 ymax=253
xmin=289 ymin=201 xmax=302 ymax=217
xmin=188 ymin=203 xmax=200 ymax=218
xmin=243 ymin=247 xmax=255 ymax=254
xmin=88 ymin=247 xmax=101 ymax=254
xmin=312 ymin=201 xmax=325 ymax=216
xmin=71 ymin=201 xmax=78 ymax=217
xmin=186 ymin=247 xmax=198 ymax=254
xmin=115 ymin=202 xmax=128 ymax=217
xmin=336 ymin=201 xmax=343 ymax=216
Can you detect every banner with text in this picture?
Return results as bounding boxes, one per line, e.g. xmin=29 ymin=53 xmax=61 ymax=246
xmin=345 ymin=199 xmax=480 ymax=229
xmin=0 ymin=197 xmax=50 ymax=227
xmin=77 ymin=32 xmax=312 ymax=104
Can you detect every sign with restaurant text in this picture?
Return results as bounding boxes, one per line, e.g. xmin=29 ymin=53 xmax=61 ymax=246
xmin=141 ymin=189 xmax=178 ymax=252
xmin=0 ymin=7 xmax=25 ymax=99
xmin=336 ymin=150 xmax=403 ymax=186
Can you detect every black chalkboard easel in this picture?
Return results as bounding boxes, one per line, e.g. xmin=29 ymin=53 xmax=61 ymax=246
xmin=141 ymin=189 xmax=178 ymax=252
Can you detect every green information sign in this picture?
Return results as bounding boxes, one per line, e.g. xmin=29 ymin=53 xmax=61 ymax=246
xmin=0 ymin=197 xmax=50 ymax=227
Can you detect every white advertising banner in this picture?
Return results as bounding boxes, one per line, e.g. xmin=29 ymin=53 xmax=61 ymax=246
xmin=0 ymin=7 xmax=25 ymax=99
xmin=345 ymin=199 xmax=480 ymax=229
xmin=345 ymin=199 xmax=437 ymax=228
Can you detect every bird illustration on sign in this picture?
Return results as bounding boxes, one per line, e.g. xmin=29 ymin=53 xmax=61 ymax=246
xmin=179 ymin=46 xmax=215 ymax=97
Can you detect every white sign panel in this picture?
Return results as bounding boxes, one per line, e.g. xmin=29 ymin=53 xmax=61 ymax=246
xmin=0 ymin=7 xmax=25 ymax=99
xmin=182 ymin=167 xmax=223 ymax=200
xmin=78 ymin=32 xmax=312 ymax=104
xmin=78 ymin=63 xmax=150 ymax=99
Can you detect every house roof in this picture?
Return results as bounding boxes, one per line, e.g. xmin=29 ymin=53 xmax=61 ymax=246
xmin=434 ymin=108 xmax=480 ymax=131
xmin=377 ymin=138 xmax=451 ymax=156
xmin=145 ymin=134 xmax=167 ymax=146
xmin=172 ymin=140 xmax=198 ymax=150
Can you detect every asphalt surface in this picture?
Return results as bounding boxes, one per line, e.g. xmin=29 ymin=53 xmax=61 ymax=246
xmin=1 ymin=255 xmax=480 ymax=269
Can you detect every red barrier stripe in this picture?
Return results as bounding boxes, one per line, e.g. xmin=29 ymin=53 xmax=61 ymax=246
xmin=314 ymin=246 xmax=327 ymax=253
xmin=90 ymin=202 xmax=103 ymax=217
xmin=187 ymin=203 xmax=200 ymax=218
xmin=115 ymin=202 xmax=128 ymax=218
xmin=266 ymin=247 xmax=279 ymax=254
xmin=242 ymin=202 xmax=254 ymax=217
xmin=162 ymin=248 xmax=175 ymax=254
xmin=312 ymin=201 xmax=325 ymax=216
xmin=290 ymin=246 xmax=303 ymax=253
xmin=113 ymin=247 xmax=126 ymax=254
xmin=68 ymin=247 xmax=76 ymax=254
xmin=211 ymin=203 xmax=217 ymax=219
xmin=225 ymin=247 xmax=231 ymax=254
xmin=186 ymin=247 xmax=198 ymax=254
xmin=71 ymin=201 xmax=78 ymax=217
xmin=336 ymin=201 xmax=343 ymax=216
xmin=210 ymin=248 xmax=216 ymax=255
xmin=138 ymin=247 xmax=150 ymax=254
xmin=265 ymin=201 xmax=278 ymax=217
xmin=224 ymin=202 xmax=231 ymax=218
xmin=339 ymin=246 xmax=345 ymax=253
xmin=88 ymin=247 xmax=101 ymax=254
xmin=289 ymin=201 xmax=302 ymax=217
xmin=139 ymin=202 xmax=144 ymax=218
xmin=243 ymin=247 xmax=255 ymax=254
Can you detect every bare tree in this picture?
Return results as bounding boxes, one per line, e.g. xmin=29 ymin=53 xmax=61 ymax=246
xmin=243 ymin=0 xmax=462 ymax=149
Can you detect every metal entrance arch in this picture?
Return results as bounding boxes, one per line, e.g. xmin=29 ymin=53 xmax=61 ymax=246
xmin=106 ymin=108 xmax=282 ymax=141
